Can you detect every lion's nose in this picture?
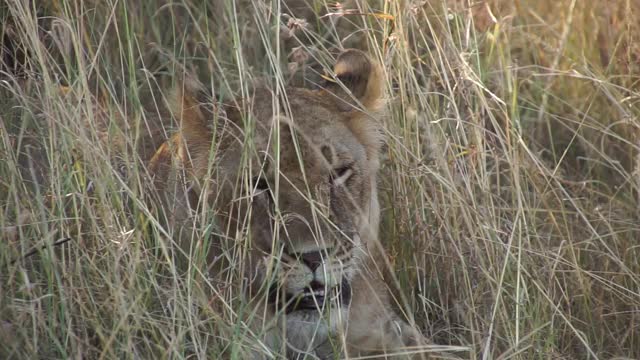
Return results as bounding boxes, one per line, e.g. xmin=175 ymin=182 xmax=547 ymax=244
xmin=297 ymin=250 xmax=329 ymax=272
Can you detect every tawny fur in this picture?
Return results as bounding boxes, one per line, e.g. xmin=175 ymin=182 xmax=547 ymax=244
xmin=149 ymin=49 xmax=427 ymax=359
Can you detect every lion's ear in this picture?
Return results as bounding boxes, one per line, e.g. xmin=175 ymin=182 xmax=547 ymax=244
xmin=328 ymin=49 xmax=384 ymax=111
xmin=170 ymin=79 xmax=214 ymax=169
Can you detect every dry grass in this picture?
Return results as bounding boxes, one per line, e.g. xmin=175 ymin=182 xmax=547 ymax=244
xmin=1 ymin=0 xmax=639 ymax=359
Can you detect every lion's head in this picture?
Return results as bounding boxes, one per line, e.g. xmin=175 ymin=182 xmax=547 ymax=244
xmin=150 ymin=49 xmax=384 ymax=321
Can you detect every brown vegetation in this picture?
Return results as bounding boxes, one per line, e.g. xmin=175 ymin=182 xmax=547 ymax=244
xmin=1 ymin=0 xmax=639 ymax=358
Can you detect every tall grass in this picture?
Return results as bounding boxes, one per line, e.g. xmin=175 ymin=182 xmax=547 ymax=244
xmin=1 ymin=0 xmax=639 ymax=358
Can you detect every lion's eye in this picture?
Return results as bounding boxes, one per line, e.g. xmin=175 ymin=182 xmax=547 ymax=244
xmin=330 ymin=166 xmax=353 ymax=186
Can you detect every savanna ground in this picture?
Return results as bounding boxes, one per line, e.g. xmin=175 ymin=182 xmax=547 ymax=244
xmin=1 ymin=0 xmax=639 ymax=359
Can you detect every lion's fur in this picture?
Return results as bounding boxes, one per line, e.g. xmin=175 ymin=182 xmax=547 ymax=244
xmin=149 ymin=49 xmax=425 ymax=359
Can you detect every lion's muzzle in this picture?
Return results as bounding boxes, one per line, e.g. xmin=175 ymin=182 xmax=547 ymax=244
xmin=268 ymin=249 xmax=352 ymax=314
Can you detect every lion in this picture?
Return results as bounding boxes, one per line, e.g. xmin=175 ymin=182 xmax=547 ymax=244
xmin=148 ymin=49 xmax=426 ymax=359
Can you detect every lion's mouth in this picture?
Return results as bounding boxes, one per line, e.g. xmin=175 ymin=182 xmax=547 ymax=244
xmin=270 ymin=279 xmax=352 ymax=314
xmin=291 ymin=287 xmax=330 ymax=311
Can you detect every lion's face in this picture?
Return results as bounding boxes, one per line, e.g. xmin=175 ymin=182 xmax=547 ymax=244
xmin=244 ymin=89 xmax=380 ymax=314
xmin=155 ymin=49 xmax=384 ymax=318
